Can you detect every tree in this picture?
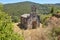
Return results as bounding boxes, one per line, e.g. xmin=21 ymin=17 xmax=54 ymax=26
xmin=50 ymin=7 xmax=54 ymax=13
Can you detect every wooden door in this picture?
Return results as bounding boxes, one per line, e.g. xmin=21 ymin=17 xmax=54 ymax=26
xmin=32 ymin=21 xmax=37 ymax=29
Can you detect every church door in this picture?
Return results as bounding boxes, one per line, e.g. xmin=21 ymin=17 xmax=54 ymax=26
xmin=32 ymin=21 xmax=37 ymax=29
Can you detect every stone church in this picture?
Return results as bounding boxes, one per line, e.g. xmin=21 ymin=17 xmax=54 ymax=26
xmin=20 ymin=5 xmax=40 ymax=29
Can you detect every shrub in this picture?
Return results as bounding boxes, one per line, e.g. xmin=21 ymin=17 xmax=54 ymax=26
xmin=0 ymin=4 xmax=24 ymax=40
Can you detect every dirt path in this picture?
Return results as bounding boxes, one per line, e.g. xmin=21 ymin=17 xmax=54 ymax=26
xmin=13 ymin=23 xmax=51 ymax=40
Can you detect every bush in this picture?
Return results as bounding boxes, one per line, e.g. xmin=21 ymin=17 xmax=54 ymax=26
xmin=40 ymin=14 xmax=52 ymax=24
xmin=54 ymin=27 xmax=60 ymax=36
xmin=0 ymin=4 xmax=24 ymax=40
xmin=12 ymin=16 xmax=19 ymax=23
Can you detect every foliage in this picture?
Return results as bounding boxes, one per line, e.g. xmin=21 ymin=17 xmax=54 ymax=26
xmin=47 ymin=27 xmax=60 ymax=40
xmin=57 ymin=10 xmax=60 ymax=13
xmin=54 ymin=27 xmax=60 ymax=36
xmin=3 ymin=1 xmax=60 ymax=23
xmin=0 ymin=4 xmax=24 ymax=40
xmin=3 ymin=2 xmax=50 ymax=22
xmin=0 ymin=3 xmax=3 ymax=11
xmin=50 ymin=7 xmax=54 ymax=13
xmin=40 ymin=14 xmax=52 ymax=24
xmin=12 ymin=16 xmax=19 ymax=23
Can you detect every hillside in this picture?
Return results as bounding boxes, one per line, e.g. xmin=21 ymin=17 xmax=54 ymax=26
xmin=4 ymin=1 xmax=60 ymax=14
xmin=3 ymin=1 xmax=50 ymax=14
xmin=3 ymin=1 xmax=60 ymax=22
xmin=1 ymin=1 xmax=60 ymax=40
